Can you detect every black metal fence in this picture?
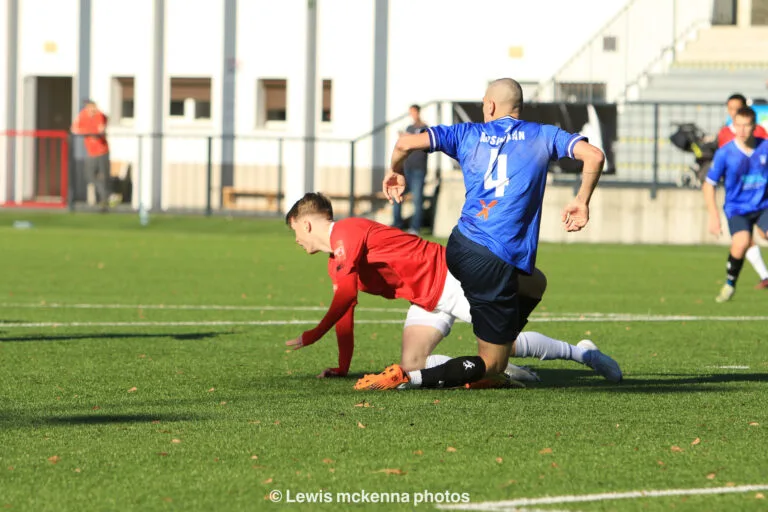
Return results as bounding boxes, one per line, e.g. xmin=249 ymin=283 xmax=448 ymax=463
xmin=64 ymin=100 xmax=727 ymax=215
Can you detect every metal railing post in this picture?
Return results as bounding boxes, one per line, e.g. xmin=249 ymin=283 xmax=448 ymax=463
xmin=206 ymin=136 xmax=213 ymax=216
xmin=651 ymin=103 xmax=660 ymax=199
xmin=277 ymin=138 xmax=284 ymax=214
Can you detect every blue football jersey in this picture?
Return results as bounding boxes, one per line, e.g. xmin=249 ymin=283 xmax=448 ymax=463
xmin=427 ymin=116 xmax=584 ymax=274
xmin=706 ymin=137 xmax=768 ymax=218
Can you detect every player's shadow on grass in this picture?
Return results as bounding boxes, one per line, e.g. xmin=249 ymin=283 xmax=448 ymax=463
xmin=0 ymin=331 xmax=232 ymax=343
xmin=532 ymin=368 xmax=768 ymax=393
xmin=42 ymin=413 xmax=204 ymax=425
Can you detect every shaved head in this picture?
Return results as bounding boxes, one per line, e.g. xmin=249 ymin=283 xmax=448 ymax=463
xmin=483 ymin=78 xmax=523 ymax=122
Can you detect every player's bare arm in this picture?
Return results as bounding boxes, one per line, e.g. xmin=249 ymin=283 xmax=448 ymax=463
xmin=702 ymin=181 xmax=722 ymax=236
xmin=384 ymin=132 xmax=431 ymax=204
xmin=562 ymin=140 xmax=605 ymax=232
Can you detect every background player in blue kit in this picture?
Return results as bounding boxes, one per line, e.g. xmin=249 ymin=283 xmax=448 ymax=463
xmin=356 ymin=78 xmax=619 ymax=391
xmin=704 ymin=106 xmax=768 ymax=303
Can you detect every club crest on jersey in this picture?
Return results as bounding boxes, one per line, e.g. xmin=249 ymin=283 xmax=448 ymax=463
xmin=476 ymin=199 xmax=498 ymax=220
xmin=334 ymin=241 xmax=346 ymax=261
xmin=761 ymin=154 xmax=767 ymax=166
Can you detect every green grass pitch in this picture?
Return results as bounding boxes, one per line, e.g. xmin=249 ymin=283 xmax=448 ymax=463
xmin=0 ymin=211 xmax=766 ymax=511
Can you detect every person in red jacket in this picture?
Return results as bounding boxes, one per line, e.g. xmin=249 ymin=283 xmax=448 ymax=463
xmin=718 ymin=94 xmax=768 ymax=289
xmin=283 ymin=192 xmax=621 ymax=385
xmin=71 ymin=100 xmax=111 ymax=211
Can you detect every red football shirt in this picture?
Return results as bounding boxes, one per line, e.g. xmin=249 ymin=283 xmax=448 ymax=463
xmin=718 ymin=124 xmax=768 ymax=148
xmin=74 ymin=109 xmax=109 ymax=157
xmin=300 ymin=218 xmax=448 ymax=374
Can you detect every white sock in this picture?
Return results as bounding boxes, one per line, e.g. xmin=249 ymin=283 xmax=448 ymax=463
xmin=514 ymin=331 xmax=586 ymax=363
xmin=426 ymin=354 xmax=451 ymax=368
xmin=407 ymin=354 xmax=450 ymax=388
xmin=407 ymin=370 xmax=422 ymax=387
xmin=746 ymin=245 xmax=768 ymax=280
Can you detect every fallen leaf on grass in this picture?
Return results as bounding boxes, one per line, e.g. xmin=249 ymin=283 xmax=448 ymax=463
xmin=749 ymin=422 xmax=759 ymax=427
xmin=274 ymin=421 xmax=280 ymax=425
xmin=726 ymin=482 xmax=735 ymax=487
xmin=127 ymin=387 xmax=137 ymax=393
xmin=433 ymin=400 xmax=440 ymax=404
xmin=162 ymin=497 xmax=172 ymax=503
xmin=706 ymin=473 xmax=716 ymax=479
xmin=691 ymin=438 xmax=701 ymax=446
xmin=446 ymin=446 xmax=457 ymax=453
xmin=353 ymin=401 xmax=371 ymax=408
xmin=7 ymin=467 xmax=13 ymax=471
xmin=671 ymin=445 xmax=683 ymax=452
xmin=219 ymin=401 xmax=227 ymax=405
xmin=171 ymin=439 xmax=181 ymax=444
xmin=501 ymin=480 xmax=517 ymax=488
xmin=251 ymin=455 xmax=259 ymax=460
xmin=539 ymin=448 xmax=552 ymax=455
xmin=413 ymin=450 xmax=423 ymax=456
xmin=47 ymin=456 xmax=60 ymax=464
xmin=151 ymin=420 xmax=161 ymax=425
xmin=375 ymin=468 xmax=405 ymax=475
xmin=249 ymin=420 xmax=261 ymax=425
xmin=263 ymin=478 xmax=273 ymax=484
xmin=157 ymin=452 xmax=169 ymax=457
xmin=208 ymin=388 xmax=215 ymax=392
xmin=756 ymin=493 xmax=765 ymax=499
xmin=91 ymin=406 xmax=100 ymax=410
xmin=322 ymin=458 xmax=334 ymax=464
xmin=328 ymin=468 xmax=335 ymax=473
xmin=496 ymin=457 xmax=503 ymax=464
xmin=657 ymin=460 xmax=665 ymax=466
xmin=357 ymin=422 xmax=366 ymax=429
xmin=73 ymin=468 xmax=81 ymax=473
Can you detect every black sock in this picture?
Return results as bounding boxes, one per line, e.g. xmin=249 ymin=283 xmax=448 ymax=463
xmin=726 ymin=254 xmax=744 ymax=286
xmin=419 ymin=356 xmax=486 ymax=388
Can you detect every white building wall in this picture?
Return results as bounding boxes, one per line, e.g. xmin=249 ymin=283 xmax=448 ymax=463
xmin=12 ymin=0 xmax=722 ymax=211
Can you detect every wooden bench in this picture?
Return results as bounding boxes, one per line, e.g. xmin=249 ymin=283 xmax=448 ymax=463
xmin=222 ymin=186 xmax=284 ymax=211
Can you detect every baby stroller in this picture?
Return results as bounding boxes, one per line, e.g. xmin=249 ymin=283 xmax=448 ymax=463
xmin=669 ymin=123 xmax=718 ymax=188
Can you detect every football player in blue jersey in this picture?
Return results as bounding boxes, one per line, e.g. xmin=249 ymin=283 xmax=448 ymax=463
xmin=355 ymin=78 xmax=622 ymax=391
xmin=704 ymin=106 xmax=768 ymax=303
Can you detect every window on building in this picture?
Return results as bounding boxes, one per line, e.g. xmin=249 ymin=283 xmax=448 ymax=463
xmin=557 ymin=82 xmax=607 ymax=103
xmin=112 ymin=77 xmax=134 ymax=122
xmin=603 ymin=36 xmax=617 ymax=52
xmin=169 ymin=77 xmax=212 ymax=120
xmin=322 ymin=79 xmax=332 ymax=122
xmin=258 ymin=79 xmax=287 ymax=125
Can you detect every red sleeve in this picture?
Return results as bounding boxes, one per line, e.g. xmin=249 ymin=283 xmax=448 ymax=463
xmin=333 ymin=306 xmax=355 ymax=375
xmin=300 ymin=272 xmax=358 ymax=346
xmin=756 ymin=125 xmax=768 ymax=138
xmin=717 ymin=126 xmax=730 ymax=148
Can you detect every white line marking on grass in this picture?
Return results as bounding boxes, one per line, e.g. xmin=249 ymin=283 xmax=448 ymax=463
xmin=0 ymin=320 xmax=406 ymax=328
xmin=0 ymin=302 xmax=406 ymax=313
xmin=4 ymin=302 xmax=768 ymax=323
xmin=712 ymin=365 xmax=750 ymax=370
xmin=436 ymin=484 xmax=768 ymax=510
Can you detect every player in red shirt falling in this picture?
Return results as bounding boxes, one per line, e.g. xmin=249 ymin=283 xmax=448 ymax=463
xmin=283 ymin=193 xmax=621 ymax=386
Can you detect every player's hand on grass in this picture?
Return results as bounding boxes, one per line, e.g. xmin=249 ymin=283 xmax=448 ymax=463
xmin=285 ymin=335 xmax=304 ymax=350
xmin=708 ymin=215 xmax=722 ymax=237
xmin=382 ymin=171 xmax=406 ymax=204
xmin=561 ymin=200 xmax=590 ymax=232
xmin=317 ymin=367 xmax=346 ymax=378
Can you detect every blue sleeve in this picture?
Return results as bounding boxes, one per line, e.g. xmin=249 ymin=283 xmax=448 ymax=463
xmin=706 ymin=147 xmax=727 ymax=186
xmin=544 ymin=125 xmax=587 ymax=161
xmin=427 ymin=124 xmax=465 ymax=160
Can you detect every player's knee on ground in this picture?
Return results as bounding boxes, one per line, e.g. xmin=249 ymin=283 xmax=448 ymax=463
xmin=477 ymin=341 xmax=514 ymax=375
xmin=400 ymin=323 xmax=447 ymax=372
